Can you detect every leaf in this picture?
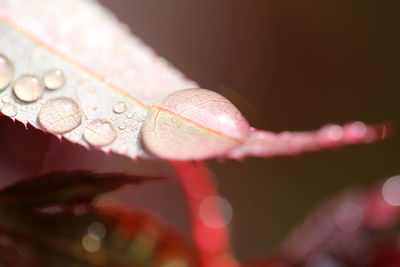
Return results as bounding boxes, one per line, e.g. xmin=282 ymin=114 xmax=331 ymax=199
xmin=0 ymin=204 xmax=199 ymax=267
xmin=0 ymin=1 xmax=391 ymax=162
xmin=0 ymin=171 xmax=160 ymax=209
xmin=0 ymin=0 xmax=197 ymax=160
xmin=247 ymin=177 xmax=400 ymax=267
xmin=0 ymin=171 xmax=198 ymax=266
xmin=0 ymin=116 xmax=173 ymax=190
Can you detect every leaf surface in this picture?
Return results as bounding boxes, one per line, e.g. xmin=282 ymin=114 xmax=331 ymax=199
xmin=0 ymin=0 xmax=197 ymax=160
xmin=0 ymin=171 xmax=160 ymax=208
xmin=0 ymin=171 xmax=199 ymax=266
xmin=0 ymin=205 xmax=198 ymax=266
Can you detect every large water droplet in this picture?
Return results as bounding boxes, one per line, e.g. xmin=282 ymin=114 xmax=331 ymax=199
xmin=13 ymin=75 xmax=45 ymax=102
xmin=83 ymin=119 xmax=117 ymax=147
xmin=0 ymin=55 xmax=14 ymax=90
xmin=1 ymin=103 xmax=17 ymax=117
xmin=42 ymin=69 xmax=65 ymax=90
xmin=141 ymin=88 xmax=250 ymax=160
xmin=38 ymin=97 xmax=82 ymax=134
xmin=113 ymin=101 xmax=127 ymax=114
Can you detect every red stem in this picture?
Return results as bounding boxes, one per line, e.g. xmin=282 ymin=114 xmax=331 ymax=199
xmin=170 ymin=161 xmax=238 ymax=267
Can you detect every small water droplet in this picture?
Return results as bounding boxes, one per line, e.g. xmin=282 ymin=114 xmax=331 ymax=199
xmin=1 ymin=103 xmax=17 ymax=117
xmin=38 ymin=97 xmax=82 ymax=134
xmin=20 ymin=105 xmax=27 ymax=112
xmin=2 ymin=95 xmax=10 ymax=103
xmin=42 ymin=69 xmax=65 ymax=90
xmin=126 ymin=113 xmax=134 ymax=120
xmin=113 ymin=101 xmax=127 ymax=114
xmin=0 ymin=55 xmax=14 ymax=90
xmin=119 ymin=123 xmax=127 ymax=130
xmin=83 ymin=119 xmax=117 ymax=147
xmin=13 ymin=74 xmax=45 ymax=102
xmin=111 ymin=116 xmax=116 ymax=121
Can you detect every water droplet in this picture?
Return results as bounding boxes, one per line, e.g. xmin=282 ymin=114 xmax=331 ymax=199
xmin=2 ymin=95 xmax=10 ymax=103
xmin=88 ymin=222 xmax=106 ymax=239
xmin=125 ymin=112 xmax=133 ymax=119
xmin=83 ymin=119 xmax=117 ymax=147
xmin=42 ymin=69 xmax=65 ymax=90
xmin=82 ymin=234 xmax=101 ymax=253
xmin=1 ymin=103 xmax=17 ymax=117
xmin=111 ymin=116 xmax=116 ymax=121
xmin=0 ymin=55 xmax=14 ymax=90
xmin=113 ymin=101 xmax=127 ymax=114
xmin=13 ymin=75 xmax=45 ymax=102
xmin=20 ymin=106 xmax=27 ymax=112
xmin=119 ymin=123 xmax=127 ymax=130
xmin=38 ymin=97 xmax=82 ymax=134
xmin=141 ymin=88 xmax=250 ymax=160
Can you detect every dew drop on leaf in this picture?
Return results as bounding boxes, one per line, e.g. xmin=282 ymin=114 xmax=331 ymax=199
xmin=0 ymin=54 xmax=14 ymax=90
xmin=42 ymin=69 xmax=65 ymax=90
xmin=113 ymin=101 xmax=127 ymax=114
xmin=140 ymin=88 xmax=250 ymax=160
xmin=38 ymin=97 xmax=83 ymax=134
xmin=83 ymin=119 xmax=117 ymax=147
xmin=1 ymin=103 xmax=17 ymax=117
xmin=126 ymin=112 xmax=134 ymax=119
xmin=13 ymin=74 xmax=45 ymax=102
xmin=119 ymin=123 xmax=127 ymax=130
xmin=2 ymin=95 xmax=10 ymax=103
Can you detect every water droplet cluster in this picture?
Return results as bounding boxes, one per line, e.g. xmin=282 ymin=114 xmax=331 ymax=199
xmin=0 ymin=54 xmax=134 ymax=150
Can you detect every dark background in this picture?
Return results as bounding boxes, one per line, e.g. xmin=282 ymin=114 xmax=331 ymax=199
xmin=99 ymin=0 xmax=400 ymax=263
